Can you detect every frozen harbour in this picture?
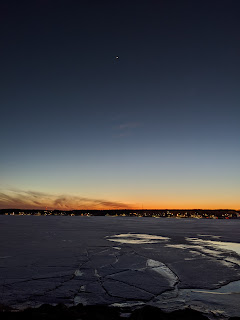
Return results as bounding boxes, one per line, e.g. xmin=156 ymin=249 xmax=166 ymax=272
xmin=0 ymin=216 xmax=240 ymax=319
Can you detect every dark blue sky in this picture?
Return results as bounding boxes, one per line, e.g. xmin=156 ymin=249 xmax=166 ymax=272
xmin=1 ymin=0 xmax=240 ymax=209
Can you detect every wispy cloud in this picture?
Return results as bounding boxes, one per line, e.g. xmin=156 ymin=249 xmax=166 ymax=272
xmin=0 ymin=189 xmax=131 ymax=210
xmin=116 ymin=122 xmax=140 ymax=130
xmin=113 ymin=122 xmax=141 ymax=138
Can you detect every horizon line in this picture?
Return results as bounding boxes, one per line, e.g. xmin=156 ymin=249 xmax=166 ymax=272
xmin=1 ymin=208 xmax=239 ymax=211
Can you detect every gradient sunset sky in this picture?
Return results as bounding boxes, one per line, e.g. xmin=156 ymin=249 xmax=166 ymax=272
xmin=1 ymin=0 xmax=240 ymax=210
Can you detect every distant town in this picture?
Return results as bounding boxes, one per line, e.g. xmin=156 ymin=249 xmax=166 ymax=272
xmin=1 ymin=209 xmax=239 ymax=219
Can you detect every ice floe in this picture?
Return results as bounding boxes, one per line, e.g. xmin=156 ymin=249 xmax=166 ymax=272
xmin=146 ymin=259 xmax=178 ymax=287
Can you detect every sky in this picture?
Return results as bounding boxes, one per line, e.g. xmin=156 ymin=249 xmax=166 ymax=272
xmin=0 ymin=0 xmax=240 ymax=210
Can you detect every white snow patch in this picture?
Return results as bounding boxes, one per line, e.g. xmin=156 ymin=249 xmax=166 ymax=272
xmin=74 ymin=269 xmax=83 ymax=277
xmin=107 ymin=233 xmax=170 ymax=244
xmin=94 ymin=269 xmax=100 ymax=277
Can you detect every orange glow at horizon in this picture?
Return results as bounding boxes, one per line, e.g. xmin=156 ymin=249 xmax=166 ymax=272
xmin=0 ymin=199 xmax=239 ymax=211
xmin=0 ymin=188 xmax=239 ymax=211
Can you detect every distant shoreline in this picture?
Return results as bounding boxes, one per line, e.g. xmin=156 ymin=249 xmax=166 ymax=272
xmin=1 ymin=208 xmax=239 ymax=219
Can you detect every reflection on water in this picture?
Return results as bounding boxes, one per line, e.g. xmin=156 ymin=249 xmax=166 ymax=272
xmin=92 ymin=232 xmax=240 ymax=317
xmin=187 ymin=238 xmax=240 ymax=256
xmin=191 ymin=279 xmax=240 ymax=295
xmin=166 ymin=243 xmax=223 ymax=258
xmin=197 ymin=234 xmax=221 ymax=239
xmin=166 ymin=238 xmax=240 ymax=268
xmin=215 ymin=279 xmax=240 ymax=293
xmin=106 ymin=233 xmax=170 ymax=244
xmin=153 ymin=280 xmax=240 ymax=319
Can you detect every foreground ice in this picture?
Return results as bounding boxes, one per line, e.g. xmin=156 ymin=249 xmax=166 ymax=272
xmin=146 ymin=259 xmax=178 ymax=287
xmin=0 ymin=216 xmax=240 ymax=319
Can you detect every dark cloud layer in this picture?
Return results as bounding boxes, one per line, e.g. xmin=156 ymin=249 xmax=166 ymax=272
xmin=0 ymin=189 xmax=130 ymax=210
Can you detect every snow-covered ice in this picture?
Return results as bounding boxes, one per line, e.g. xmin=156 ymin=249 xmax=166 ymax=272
xmin=0 ymin=216 xmax=240 ymax=319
